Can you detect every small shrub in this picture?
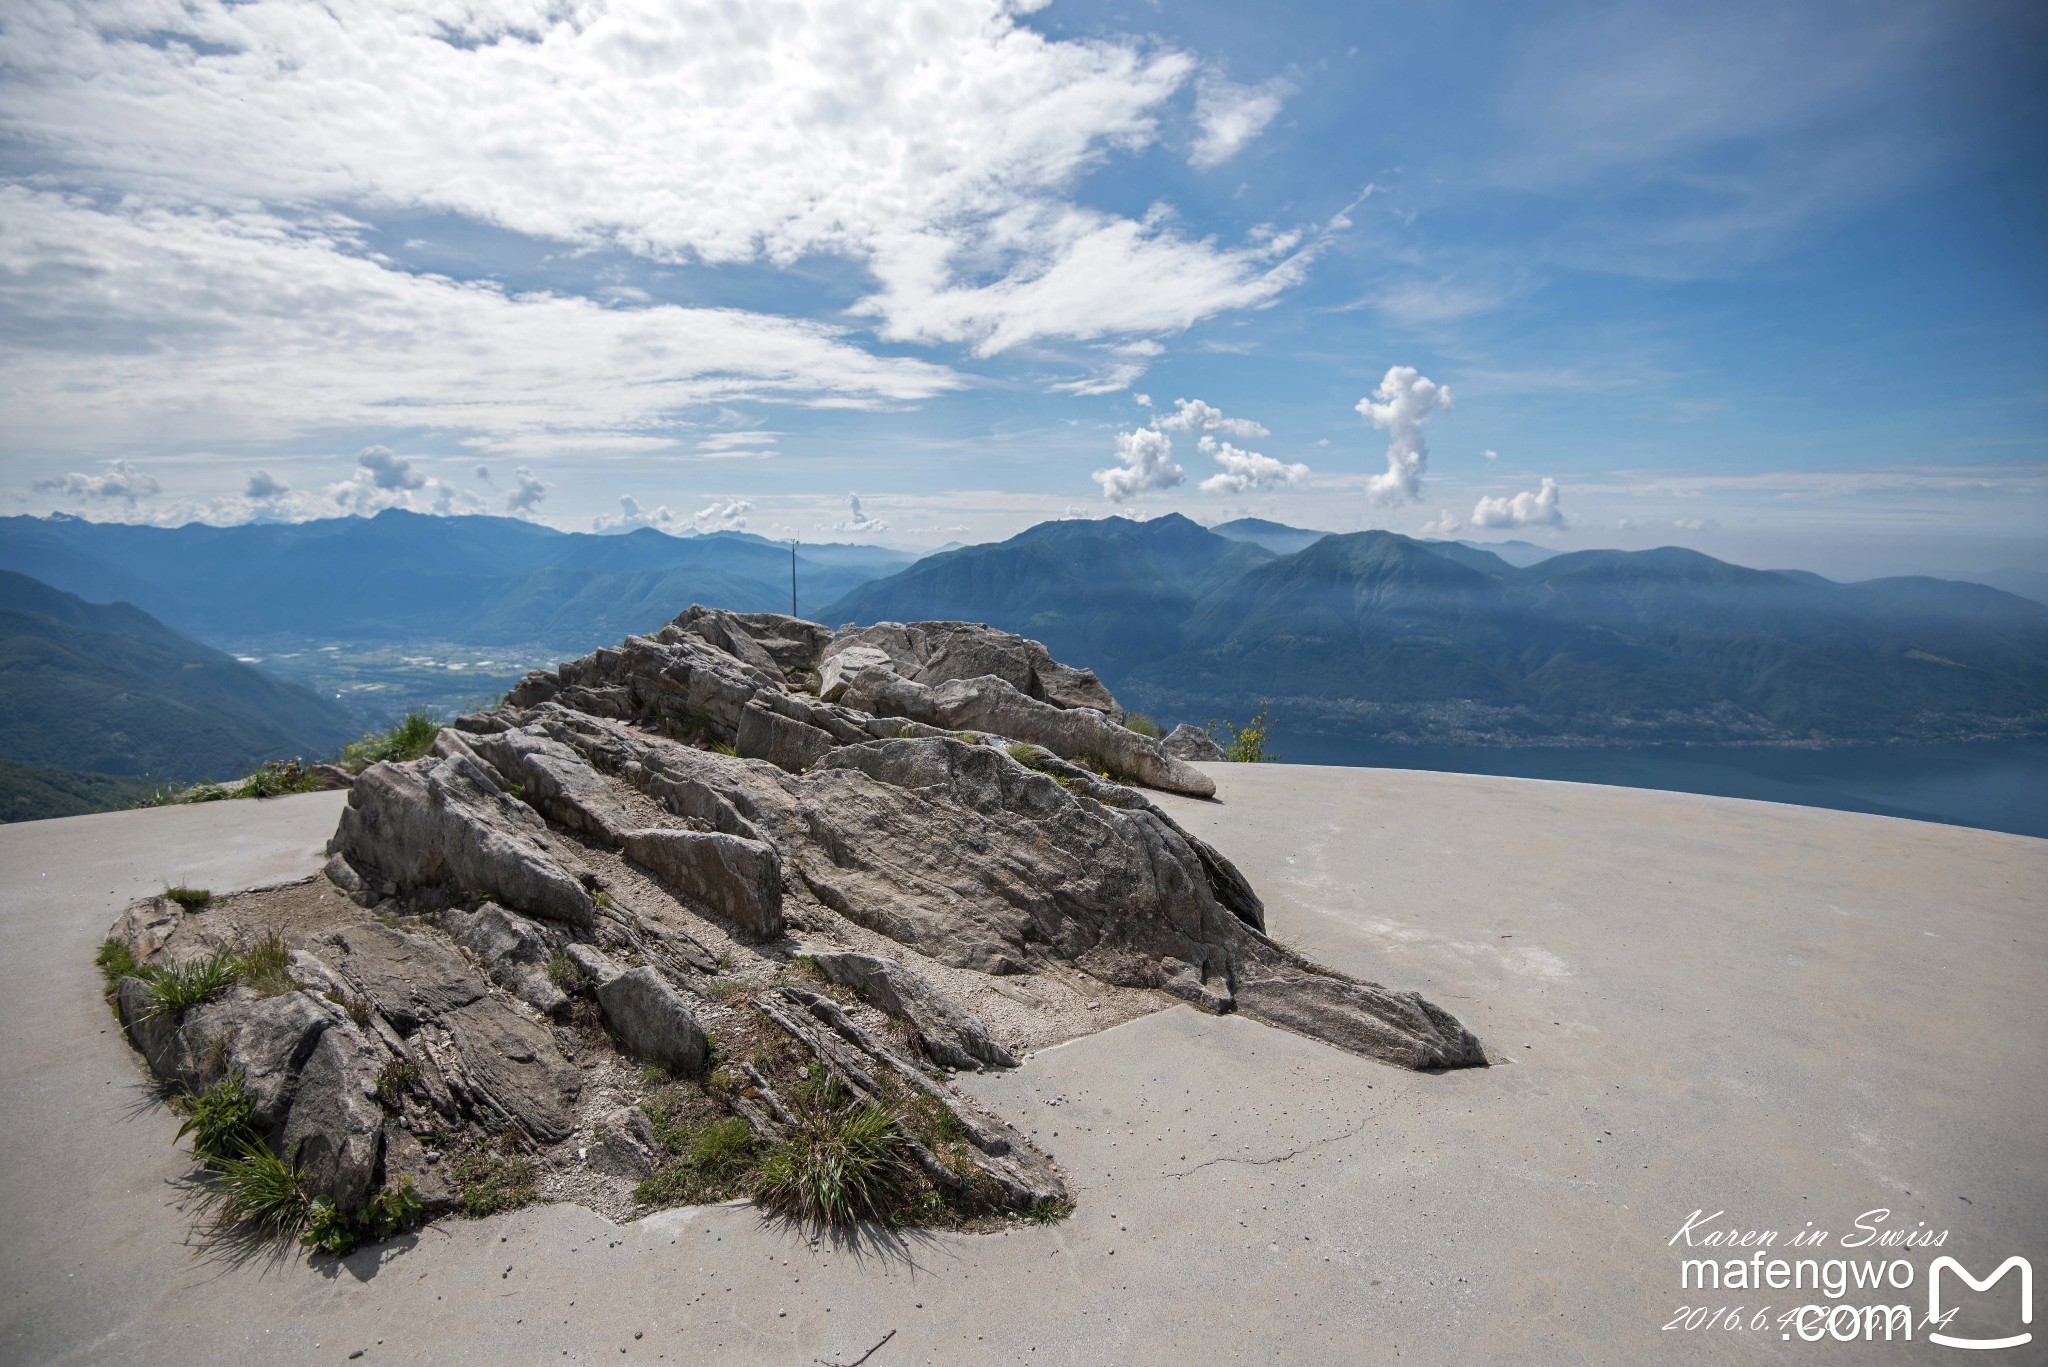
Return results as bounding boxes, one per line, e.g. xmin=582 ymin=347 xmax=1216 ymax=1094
xmin=142 ymin=951 xmax=241 ymax=1018
xmin=342 ymin=711 xmax=442 ymax=771
xmin=1028 ymin=1196 xmax=1075 ymax=1224
xmin=237 ymin=932 xmax=296 ymax=997
xmin=1123 ymin=712 xmax=1161 ymax=739
xmin=302 ymin=1179 xmax=423 ymax=1255
xmin=241 ymin=759 xmax=318 ymax=799
xmin=1209 ymin=702 xmax=1279 ymax=763
xmin=374 ymin=1059 xmax=421 ymax=1110
xmin=177 ymin=1073 xmax=259 ymax=1160
xmin=704 ymin=976 xmax=752 ymax=1003
xmin=202 ymin=1141 xmax=308 ymax=1236
xmin=544 ymin=951 xmax=584 ymax=990
xmin=95 ymin=937 xmax=138 ymax=991
xmin=163 ymin=886 xmax=211 ymax=910
xmin=755 ymin=1096 xmax=912 ymax=1228
xmin=454 ymin=1151 xmax=537 ymax=1217
xmin=591 ymin=888 xmax=615 ymax=910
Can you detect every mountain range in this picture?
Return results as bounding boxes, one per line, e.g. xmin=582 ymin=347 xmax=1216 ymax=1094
xmin=0 ymin=510 xmax=916 ymax=651
xmin=0 ymin=570 xmax=360 ymax=785
xmin=823 ymin=515 xmax=2048 ymax=745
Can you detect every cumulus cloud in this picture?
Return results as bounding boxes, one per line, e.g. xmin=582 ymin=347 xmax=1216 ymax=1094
xmin=1355 ymin=366 xmax=1453 ymax=504
xmin=1190 ymin=74 xmax=1289 ymax=170
xmin=356 ymin=446 xmax=424 ymax=491
xmin=1470 ymin=477 xmax=1565 ymax=529
xmin=1482 ymin=449 xmax=1499 ymax=461
xmin=505 ymin=466 xmax=550 ymax=515
xmin=831 ymin=493 xmax=890 ymax=534
xmin=594 ymin=495 xmax=679 ymax=532
xmin=695 ymin=499 xmax=752 ymax=532
xmin=32 ymin=459 xmax=161 ymax=504
xmin=1094 ymin=427 xmax=1183 ymax=502
xmin=1156 ymin=398 xmax=1270 ymax=441
xmin=244 ymin=469 xmax=290 ymax=500
xmin=1196 ymin=437 xmax=1309 ymax=495
xmin=0 ymin=1 xmax=1310 ymax=365
xmin=1134 ymin=393 xmax=1153 ymax=408
xmin=473 ymin=464 xmax=494 ymax=485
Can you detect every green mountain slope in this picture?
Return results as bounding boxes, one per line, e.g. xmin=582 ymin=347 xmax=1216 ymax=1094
xmin=0 ymin=571 xmax=361 ymax=780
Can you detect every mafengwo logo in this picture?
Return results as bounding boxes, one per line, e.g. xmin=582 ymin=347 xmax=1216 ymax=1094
xmin=1928 ymin=1256 xmax=2032 ymax=1352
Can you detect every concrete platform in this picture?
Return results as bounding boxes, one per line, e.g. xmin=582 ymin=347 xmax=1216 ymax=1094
xmin=1 ymin=769 xmax=2041 ymax=1365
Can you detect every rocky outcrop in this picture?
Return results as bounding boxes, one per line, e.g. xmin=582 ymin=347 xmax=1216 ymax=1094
xmin=806 ymin=950 xmax=1016 ymax=1071
xmin=102 ymin=600 xmax=1483 ymax=1254
xmin=1163 ymin=723 xmax=1227 ymax=762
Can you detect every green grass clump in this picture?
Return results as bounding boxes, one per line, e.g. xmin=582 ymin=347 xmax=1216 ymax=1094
xmin=176 ymin=1073 xmax=260 ymax=1160
xmin=1123 ymin=712 xmax=1161 ymax=739
xmin=237 ymin=932 xmax=296 ymax=997
xmin=374 ymin=1058 xmax=421 ymax=1110
xmin=454 ymin=1151 xmax=537 ymax=1217
xmin=755 ymin=1092 xmax=913 ymax=1228
xmin=635 ymin=1110 xmax=759 ymax=1207
xmin=163 ymin=886 xmax=211 ymax=910
xmin=342 ymin=711 xmax=442 ymax=771
xmin=324 ymin=987 xmax=373 ymax=1028
xmin=302 ymin=1179 xmax=423 ymax=1256
xmin=201 ymin=1142 xmax=308 ymax=1237
xmin=544 ymin=951 xmax=584 ymax=990
xmin=95 ymin=937 xmax=138 ymax=990
xmin=1028 ymin=1196 xmax=1075 ymax=1224
xmin=1209 ymin=702 xmax=1279 ymax=763
xmin=141 ymin=951 xmax=241 ymax=1019
xmin=239 ymin=759 xmax=319 ymax=799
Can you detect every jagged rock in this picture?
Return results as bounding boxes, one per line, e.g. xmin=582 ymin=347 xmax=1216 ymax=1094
xmin=566 ymin=942 xmax=623 ymax=984
xmin=320 ymin=922 xmax=581 ymax=1143
xmin=805 ymin=950 xmax=1016 ymax=1071
xmin=621 ymin=826 xmax=784 ymax=940
xmin=824 ymin=621 xmax=1120 ymax=717
xmin=330 ymin=752 xmax=599 ymax=927
xmin=588 ymin=1107 xmax=661 ymax=1179
xmin=444 ymin=902 xmax=569 ymax=1019
xmin=596 ymin=966 xmax=709 ymax=1077
xmin=465 ymin=725 xmax=638 ymax=842
xmin=1162 ymin=723 xmax=1228 ymax=762
xmin=734 ymin=699 xmax=836 ymax=775
xmin=840 ymin=671 xmax=1216 ymax=799
xmin=816 ymin=645 xmax=896 ymax=702
xmin=275 ymin=1010 xmax=387 ymax=1209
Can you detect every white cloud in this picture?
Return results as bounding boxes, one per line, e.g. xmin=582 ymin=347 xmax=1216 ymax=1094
xmin=830 ymin=493 xmax=890 ymax=535
xmin=356 ymin=446 xmax=425 ymax=492
xmin=1355 ymin=366 xmax=1453 ymax=505
xmin=1673 ymin=516 xmax=1715 ymax=532
xmin=1481 ymin=449 xmax=1499 ymax=461
xmin=1093 ymin=427 xmax=1183 ymax=502
xmin=594 ymin=495 xmax=678 ymax=532
xmin=1470 ymin=477 xmax=1565 ymax=529
xmin=31 ymin=459 xmax=161 ymax=504
xmin=0 ymin=191 xmax=963 ymax=454
xmin=1190 ymin=74 xmax=1288 ymax=170
xmin=1197 ymin=437 xmax=1309 ymax=495
xmin=1420 ymin=509 xmax=1464 ymax=536
xmin=694 ymin=499 xmax=752 ymax=532
xmin=473 ymin=464 xmax=494 ymax=485
xmin=1155 ymin=398 xmax=1270 ymax=440
xmin=245 ymin=469 xmax=290 ymax=500
xmin=505 ymin=466 xmax=550 ymax=515
xmin=0 ymin=1 xmax=1307 ymax=360
xmin=695 ymin=433 xmax=780 ymax=458
xmin=1134 ymin=393 xmax=1153 ymax=408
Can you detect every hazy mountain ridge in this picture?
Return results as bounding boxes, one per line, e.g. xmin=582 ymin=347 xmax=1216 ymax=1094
xmin=0 ymin=570 xmax=360 ymax=784
xmin=0 ymin=511 xmax=916 ymax=650
xmin=823 ymin=517 xmax=2048 ymax=746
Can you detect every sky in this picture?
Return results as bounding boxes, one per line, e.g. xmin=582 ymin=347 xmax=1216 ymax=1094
xmin=1 ymin=0 xmax=2044 ymax=581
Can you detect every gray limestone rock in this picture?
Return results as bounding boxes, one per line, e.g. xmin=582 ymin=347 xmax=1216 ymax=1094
xmin=804 ymin=950 xmax=1016 ymax=1071
xmin=621 ymin=826 xmax=784 ymax=940
xmin=1162 ymin=723 xmax=1228 ymax=762
xmin=596 ymin=966 xmax=709 ymax=1077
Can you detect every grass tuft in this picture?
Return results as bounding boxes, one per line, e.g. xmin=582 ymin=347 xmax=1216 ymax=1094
xmin=1123 ymin=712 xmax=1161 ymax=739
xmin=374 ymin=1058 xmax=421 ymax=1110
xmin=200 ymin=1141 xmax=308 ymax=1237
xmin=453 ymin=1151 xmax=537 ymax=1218
xmin=237 ymin=932 xmax=296 ymax=997
xmin=342 ymin=711 xmax=443 ymax=771
xmin=544 ymin=951 xmax=584 ymax=990
xmin=163 ymin=886 xmax=211 ymax=910
xmin=141 ymin=951 xmax=241 ymax=1019
xmin=635 ymin=1110 xmax=758 ymax=1207
xmin=95 ymin=937 xmax=139 ymax=991
xmin=755 ymin=1090 xmax=913 ymax=1228
xmin=176 ymin=1072 xmax=259 ymax=1160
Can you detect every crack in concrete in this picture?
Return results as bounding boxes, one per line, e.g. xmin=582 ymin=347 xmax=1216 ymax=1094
xmin=1164 ymin=1127 xmax=1357 ymax=1179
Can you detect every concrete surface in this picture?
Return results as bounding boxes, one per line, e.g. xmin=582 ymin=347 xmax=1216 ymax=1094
xmin=1 ymin=770 xmax=2042 ymax=1366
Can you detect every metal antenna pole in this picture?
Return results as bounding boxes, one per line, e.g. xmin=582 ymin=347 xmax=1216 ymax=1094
xmin=791 ymin=539 xmax=797 ymax=617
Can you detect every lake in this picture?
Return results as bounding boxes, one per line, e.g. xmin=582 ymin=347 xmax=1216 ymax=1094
xmin=1266 ymin=732 xmax=2048 ymax=840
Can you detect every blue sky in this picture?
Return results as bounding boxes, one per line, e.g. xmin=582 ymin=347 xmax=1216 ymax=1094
xmin=1 ymin=0 xmax=2043 ymax=581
